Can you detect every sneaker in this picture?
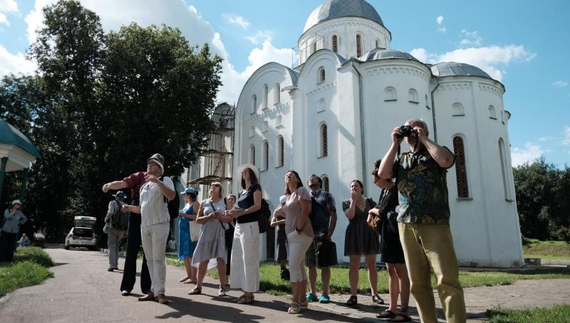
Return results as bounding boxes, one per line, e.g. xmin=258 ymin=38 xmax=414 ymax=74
xmin=306 ymin=292 xmax=318 ymax=302
xmin=319 ymin=294 xmax=330 ymax=303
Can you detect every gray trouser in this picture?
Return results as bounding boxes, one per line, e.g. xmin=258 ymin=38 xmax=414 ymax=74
xmin=107 ymin=228 xmax=124 ymax=267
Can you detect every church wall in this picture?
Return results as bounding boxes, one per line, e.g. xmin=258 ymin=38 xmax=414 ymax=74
xmin=434 ymin=77 xmax=523 ymax=267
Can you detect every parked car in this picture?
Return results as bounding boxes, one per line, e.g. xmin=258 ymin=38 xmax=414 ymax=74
xmin=64 ymin=216 xmax=98 ymax=250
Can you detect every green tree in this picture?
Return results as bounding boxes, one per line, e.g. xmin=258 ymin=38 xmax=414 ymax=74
xmin=513 ymin=158 xmax=570 ymax=240
xmin=98 ymin=23 xmax=222 ymax=177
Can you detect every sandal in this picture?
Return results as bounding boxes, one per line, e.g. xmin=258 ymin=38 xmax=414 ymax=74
xmin=298 ymin=299 xmax=308 ymax=308
xmin=376 ymin=309 xmax=397 ymax=319
xmin=235 ymin=295 xmax=254 ymax=304
xmin=188 ymin=287 xmax=201 ymax=295
xmin=218 ymin=289 xmax=227 ymax=297
xmin=346 ymin=295 xmax=358 ymax=306
xmin=388 ymin=313 xmax=412 ymax=322
xmin=179 ymin=276 xmax=190 ymax=282
xmin=372 ymin=294 xmax=385 ymax=304
xmin=287 ymin=302 xmax=300 ymax=314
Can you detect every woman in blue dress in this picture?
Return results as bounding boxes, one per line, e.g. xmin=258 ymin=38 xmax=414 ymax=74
xmin=178 ymin=187 xmax=200 ymax=284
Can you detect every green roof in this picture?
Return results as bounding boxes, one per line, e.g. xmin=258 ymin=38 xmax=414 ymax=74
xmin=0 ymin=119 xmax=41 ymax=159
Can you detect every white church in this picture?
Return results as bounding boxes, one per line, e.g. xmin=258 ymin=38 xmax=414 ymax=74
xmin=187 ymin=0 xmax=524 ymax=268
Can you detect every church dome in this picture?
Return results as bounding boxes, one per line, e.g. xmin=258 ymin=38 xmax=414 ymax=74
xmin=303 ymin=0 xmax=384 ymax=32
xmin=362 ymin=48 xmax=418 ymax=62
xmin=430 ymin=62 xmax=492 ymax=79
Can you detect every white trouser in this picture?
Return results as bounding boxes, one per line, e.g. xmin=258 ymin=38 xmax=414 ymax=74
xmin=230 ymin=221 xmax=260 ymax=292
xmin=141 ymin=221 xmax=170 ymax=295
xmin=287 ymin=231 xmax=312 ymax=283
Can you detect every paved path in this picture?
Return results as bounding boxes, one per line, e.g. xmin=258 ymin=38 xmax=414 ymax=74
xmin=0 ymin=246 xmax=569 ymax=322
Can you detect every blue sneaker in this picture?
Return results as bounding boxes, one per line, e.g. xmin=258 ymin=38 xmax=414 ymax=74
xmin=319 ymin=294 xmax=330 ymax=303
xmin=306 ymin=292 xmax=318 ymax=302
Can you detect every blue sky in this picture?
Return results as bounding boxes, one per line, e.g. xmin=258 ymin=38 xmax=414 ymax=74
xmin=1 ymin=0 xmax=569 ymax=168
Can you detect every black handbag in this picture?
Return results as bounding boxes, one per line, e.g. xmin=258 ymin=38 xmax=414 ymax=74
xmin=315 ymin=239 xmax=338 ymax=268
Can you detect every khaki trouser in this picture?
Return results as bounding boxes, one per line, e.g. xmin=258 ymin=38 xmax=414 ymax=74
xmin=398 ymin=223 xmax=467 ymax=323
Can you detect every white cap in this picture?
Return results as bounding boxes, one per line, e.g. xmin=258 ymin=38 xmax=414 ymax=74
xmin=279 ymin=195 xmax=287 ymax=204
xmin=12 ymin=199 xmax=22 ymax=206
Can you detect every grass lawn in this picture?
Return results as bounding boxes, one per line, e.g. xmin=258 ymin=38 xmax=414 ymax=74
xmin=523 ymin=239 xmax=570 ymax=260
xmin=166 ymin=254 xmax=570 ymax=296
xmin=0 ymin=247 xmax=54 ymax=298
xmin=486 ymin=304 xmax=570 ymax=323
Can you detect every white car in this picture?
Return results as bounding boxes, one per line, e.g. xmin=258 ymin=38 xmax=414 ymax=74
xmin=64 ymin=227 xmax=97 ymax=250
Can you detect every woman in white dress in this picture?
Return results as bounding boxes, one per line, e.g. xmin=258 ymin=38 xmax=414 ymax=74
xmin=189 ymin=182 xmax=232 ymax=296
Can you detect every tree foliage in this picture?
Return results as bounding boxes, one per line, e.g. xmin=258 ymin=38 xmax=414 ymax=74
xmin=1 ymin=0 xmax=222 ymax=241
xmin=513 ymin=158 xmax=570 ymax=241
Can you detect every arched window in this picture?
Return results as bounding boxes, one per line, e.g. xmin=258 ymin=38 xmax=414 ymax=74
xmin=489 ymin=105 xmax=497 ymax=119
xmin=318 ymin=67 xmax=325 ymax=83
xmin=384 ymin=87 xmax=397 ymax=101
xmin=356 ymin=34 xmax=362 ymax=57
xmin=274 ymin=83 xmax=280 ymax=104
xmin=251 ymin=95 xmax=257 ymax=114
xmin=262 ymin=141 xmax=269 ymax=171
xmin=452 ymin=102 xmax=465 ymax=116
xmin=320 ymin=123 xmax=328 ymax=157
xmin=453 ymin=137 xmax=469 ymax=198
xmin=263 ymin=84 xmax=268 ymax=109
xmin=322 ymin=176 xmax=330 ymax=192
xmin=277 ymin=135 xmax=284 ymax=167
xmin=249 ymin=145 xmax=256 ymax=165
xmin=312 ymin=41 xmax=317 ymax=53
xmin=408 ymin=88 xmax=419 ymax=103
xmin=332 ymin=35 xmax=338 ymax=53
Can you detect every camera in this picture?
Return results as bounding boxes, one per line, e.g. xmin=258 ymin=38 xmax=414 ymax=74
xmin=397 ymin=125 xmax=416 ymax=138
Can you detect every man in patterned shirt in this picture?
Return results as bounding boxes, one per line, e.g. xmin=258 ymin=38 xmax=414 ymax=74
xmin=378 ymin=118 xmax=466 ymax=323
xmin=305 ymin=174 xmax=337 ymax=304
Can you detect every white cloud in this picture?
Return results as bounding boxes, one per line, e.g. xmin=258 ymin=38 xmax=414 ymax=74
xmin=562 ymin=126 xmax=570 ymax=146
xmin=0 ymin=45 xmax=37 ymax=76
xmin=511 ymin=143 xmax=545 ymax=167
xmin=459 ymin=30 xmax=482 ymax=47
xmin=410 ymin=45 xmax=535 ymax=81
xmin=0 ymin=0 xmax=19 ymax=26
xmin=244 ymin=40 xmax=294 ymax=77
xmin=222 ymin=13 xmax=249 ymax=29
xmin=436 ymin=15 xmax=446 ymax=33
xmin=245 ymin=30 xmax=273 ymax=45
xmin=552 ymin=80 xmax=568 ymax=87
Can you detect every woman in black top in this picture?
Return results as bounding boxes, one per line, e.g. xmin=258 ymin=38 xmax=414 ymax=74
xmin=227 ymin=164 xmax=262 ymax=304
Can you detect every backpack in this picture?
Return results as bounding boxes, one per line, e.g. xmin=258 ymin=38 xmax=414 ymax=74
xmin=111 ymin=201 xmax=130 ymax=230
xmin=161 ymin=175 xmax=180 ymax=221
xmin=309 ymin=197 xmax=329 ymax=235
xmin=258 ymin=199 xmax=271 ymax=233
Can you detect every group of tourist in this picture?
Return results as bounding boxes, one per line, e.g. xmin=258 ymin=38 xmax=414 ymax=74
xmin=100 ymin=117 xmax=467 ymax=323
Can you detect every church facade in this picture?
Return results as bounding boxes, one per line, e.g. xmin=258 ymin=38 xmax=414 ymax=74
xmin=232 ymin=0 xmax=524 ymax=267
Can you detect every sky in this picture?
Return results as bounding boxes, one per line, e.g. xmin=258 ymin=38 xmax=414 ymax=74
xmin=1 ymin=0 xmax=569 ymax=169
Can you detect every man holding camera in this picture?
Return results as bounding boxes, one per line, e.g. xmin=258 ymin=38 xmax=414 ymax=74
xmin=378 ymin=118 xmax=466 ymax=323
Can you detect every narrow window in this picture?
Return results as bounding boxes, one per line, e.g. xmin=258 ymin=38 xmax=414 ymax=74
xmin=499 ymin=138 xmax=512 ymax=200
xmin=332 ymin=35 xmax=338 ymax=53
xmin=262 ymin=141 xmax=269 ymax=171
xmin=318 ymin=67 xmax=326 ymax=83
xmin=277 ymin=135 xmax=284 ymax=167
xmin=320 ymin=123 xmax=328 ymax=157
xmin=323 ymin=176 xmax=330 ymax=192
xmin=250 ymin=145 xmax=256 ymax=166
xmin=356 ymin=34 xmax=362 ymax=57
xmin=453 ymin=137 xmax=469 ymax=198
xmin=274 ymin=83 xmax=280 ymax=104
xmin=263 ymin=84 xmax=268 ymax=109
xmin=375 ymin=39 xmax=380 ymax=48
xmin=312 ymin=41 xmax=317 ymax=53
xmin=251 ymin=95 xmax=257 ymax=113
